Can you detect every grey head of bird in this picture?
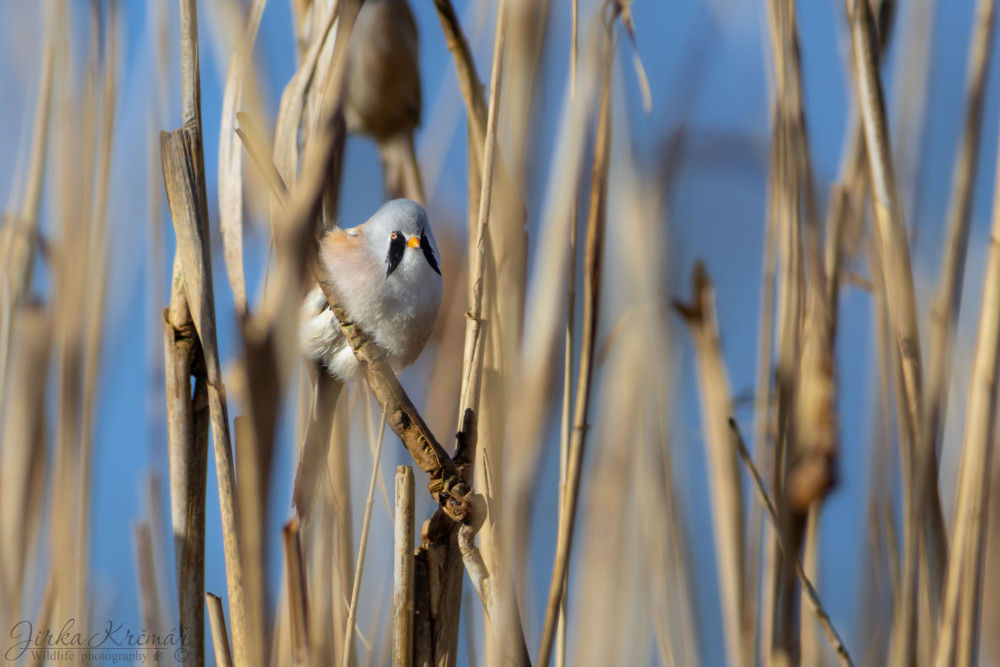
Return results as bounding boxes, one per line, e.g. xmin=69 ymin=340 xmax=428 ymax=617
xmin=358 ymin=198 xmax=442 ymax=281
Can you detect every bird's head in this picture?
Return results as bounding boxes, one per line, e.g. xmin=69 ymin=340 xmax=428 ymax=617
xmin=362 ymin=198 xmax=442 ymax=279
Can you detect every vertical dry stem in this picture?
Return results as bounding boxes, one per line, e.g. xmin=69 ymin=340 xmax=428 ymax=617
xmin=393 ymin=466 xmax=415 ymax=667
xmin=933 ymin=76 xmax=1000 ymax=667
xmin=537 ymin=19 xmax=614 ymax=666
xmin=207 ymin=592 xmax=235 ymax=667
xmin=673 ymin=264 xmax=746 ymax=667
xmin=846 ymin=2 xmax=943 ymax=663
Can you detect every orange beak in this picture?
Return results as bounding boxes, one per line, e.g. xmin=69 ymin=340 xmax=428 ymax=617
xmin=406 ymin=236 xmax=421 ymax=249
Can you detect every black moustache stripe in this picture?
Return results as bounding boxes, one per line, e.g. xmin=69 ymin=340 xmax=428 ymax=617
xmin=386 ymin=231 xmax=406 ymax=277
xmin=421 ymin=231 xmax=441 ymax=275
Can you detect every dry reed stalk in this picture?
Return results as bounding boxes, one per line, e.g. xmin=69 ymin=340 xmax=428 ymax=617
xmin=0 ymin=24 xmax=52 ymax=640
xmin=218 ymin=0 xmax=267 ymax=316
xmin=921 ymin=0 xmax=996 ymax=625
xmin=207 ymin=592 xmax=236 ymax=667
xmin=570 ymin=0 xmax=578 ymax=100
xmin=573 ymin=334 xmax=651 ymax=667
xmin=393 ymin=466 xmax=415 ymax=667
xmin=577 ymin=148 xmax=677 ymax=662
xmin=799 ymin=507 xmax=821 ymax=666
xmin=502 ymin=17 xmax=600 ymax=577
xmin=283 ymin=518 xmax=311 ymax=665
xmin=342 ymin=412 xmax=388 ymax=667
xmin=75 ymin=2 xmax=116 ymax=624
xmin=673 ymin=264 xmax=746 ymax=667
xmin=767 ymin=1 xmax=839 ymax=659
xmin=477 ymin=2 xmax=535 ymax=623
xmin=134 ymin=522 xmax=165 ymax=640
xmin=431 ymin=0 xmax=489 ymax=163
xmin=556 ymin=160 xmax=580 ymax=667
xmin=48 ymin=4 xmax=103 ymax=630
xmin=233 ymin=413 xmax=269 ymax=664
xmin=161 ymin=124 xmax=251 ymax=664
xmin=162 ymin=284 xmax=209 ymax=665
xmin=932 ymin=82 xmax=1000 ymax=667
xmin=329 ymin=390 xmax=357 ymax=667
xmin=412 ymin=548 xmax=433 ymax=667
xmin=444 ymin=6 xmax=516 ymax=658
xmin=826 ymin=0 xmax=894 ymax=313
xmin=160 ymin=2 xmax=250 ymax=662
xmin=426 ymin=0 xmax=532 ymax=659
xmin=890 ymin=0 xmax=935 ymax=223
xmin=766 ymin=110 xmax=804 ymax=667
xmin=0 ymin=306 xmax=49 ymax=629
xmin=846 ymin=2 xmax=943 ymax=664
xmin=0 ymin=39 xmax=53 ymax=416
xmin=754 ymin=117 xmax=782 ymax=667
xmin=457 ymin=0 xmax=506 ymax=426
xmin=537 ymin=16 xmax=614 ymax=666
xmin=271 ymin=1 xmax=340 ymax=196
xmin=730 ymin=421 xmax=854 ymax=667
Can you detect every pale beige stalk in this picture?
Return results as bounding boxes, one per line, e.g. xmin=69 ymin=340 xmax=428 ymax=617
xmin=933 ymin=74 xmax=1000 ymax=667
xmin=393 ymin=466 xmax=415 ymax=667
xmin=207 ymin=593 xmax=235 ymax=667
xmin=921 ymin=0 xmax=996 ymax=624
xmin=674 ymin=265 xmax=745 ymax=667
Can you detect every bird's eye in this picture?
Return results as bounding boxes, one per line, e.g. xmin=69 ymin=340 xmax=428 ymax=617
xmin=390 ymin=232 xmax=399 ymax=240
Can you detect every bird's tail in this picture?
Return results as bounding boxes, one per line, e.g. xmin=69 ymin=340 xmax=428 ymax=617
xmin=293 ymin=371 xmax=345 ymax=524
xmin=379 ymin=132 xmax=424 ymax=205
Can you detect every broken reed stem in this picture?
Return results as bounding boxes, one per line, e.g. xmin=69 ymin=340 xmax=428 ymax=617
xmin=283 ymin=519 xmax=310 ymax=665
xmin=207 ymin=593 xmax=235 ymax=667
xmin=162 ymin=126 xmax=249 ymax=667
xmin=393 ymin=466 xmax=415 ymax=667
xmin=537 ymin=20 xmax=614 ymax=667
xmin=458 ymin=524 xmax=495 ymax=619
xmin=458 ymin=0 xmax=507 ymax=419
xmin=673 ymin=264 xmax=746 ymax=667
xmin=846 ymin=2 xmax=944 ymax=664
xmin=729 ymin=420 xmax=854 ymax=667
xmin=162 ymin=303 xmax=208 ymax=667
xmin=343 ymin=411 xmax=388 ymax=667
xmin=932 ymin=74 xmax=1000 ymax=667
xmin=162 ymin=2 xmax=249 ymax=660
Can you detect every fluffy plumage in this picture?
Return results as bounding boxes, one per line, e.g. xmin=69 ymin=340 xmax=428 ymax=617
xmin=299 ymin=198 xmax=442 ymax=377
xmin=294 ymin=199 xmax=442 ymax=520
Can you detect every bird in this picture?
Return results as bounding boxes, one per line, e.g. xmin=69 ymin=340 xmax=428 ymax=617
xmin=294 ymin=198 xmax=443 ymax=519
xmin=343 ymin=0 xmax=424 ymax=203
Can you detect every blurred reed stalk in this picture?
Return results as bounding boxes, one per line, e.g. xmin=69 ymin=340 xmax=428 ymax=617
xmin=537 ymin=9 xmax=614 ymax=667
xmin=932 ymin=54 xmax=1000 ymax=666
xmin=846 ymin=1 xmax=945 ymax=665
xmin=765 ymin=2 xmax=840 ymax=663
xmin=673 ymin=264 xmax=746 ymax=667
xmin=730 ymin=421 xmax=854 ymax=667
